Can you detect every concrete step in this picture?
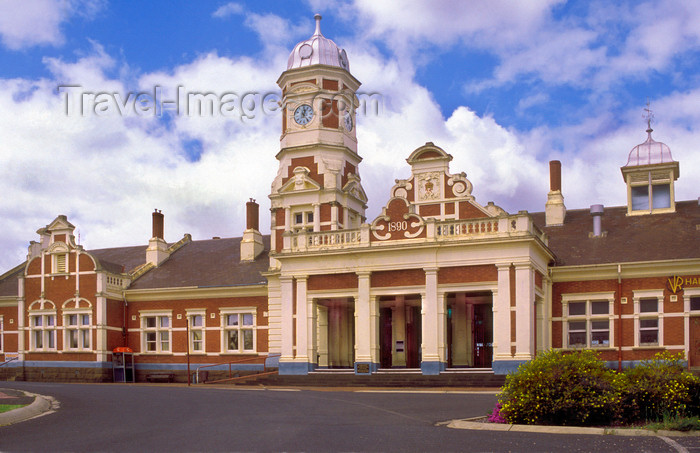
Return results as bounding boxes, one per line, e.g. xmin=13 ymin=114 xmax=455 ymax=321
xmin=238 ymin=370 xmax=505 ymax=388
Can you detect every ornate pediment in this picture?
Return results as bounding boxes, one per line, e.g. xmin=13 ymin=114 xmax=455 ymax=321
xmin=278 ymin=166 xmax=322 ymax=193
xmin=370 ymin=197 xmax=425 ymax=241
xmin=47 ymin=241 xmax=70 ymax=254
xmin=44 ymin=215 xmax=75 ymax=233
xmin=342 ymin=173 xmax=368 ymax=203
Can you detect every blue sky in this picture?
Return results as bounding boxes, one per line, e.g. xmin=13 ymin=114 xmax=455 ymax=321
xmin=1 ymin=0 xmax=700 ymax=271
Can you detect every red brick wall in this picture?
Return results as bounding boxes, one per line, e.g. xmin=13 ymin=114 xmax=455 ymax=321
xmin=322 ymin=79 xmax=338 ymax=90
xmin=308 ymin=273 xmax=358 ymax=291
xmin=438 ymin=265 xmax=497 ymax=284
xmin=371 ymin=269 xmax=425 ymax=288
xmin=664 ymin=317 xmax=684 ymax=346
xmin=321 ymin=99 xmax=339 ymax=129
xmin=282 ymin=156 xmax=322 ymax=187
xmin=320 ymin=203 xmax=332 ymax=222
xmin=459 ymin=201 xmax=488 ymax=220
xmin=419 ymin=204 xmax=440 ymax=216
xmin=126 ymin=296 xmax=268 ymax=357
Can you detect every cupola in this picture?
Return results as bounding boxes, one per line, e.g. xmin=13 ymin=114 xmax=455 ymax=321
xmin=620 ymin=113 xmax=680 ymax=215
xmin=287 ymin=14 xmax=349 ymax=71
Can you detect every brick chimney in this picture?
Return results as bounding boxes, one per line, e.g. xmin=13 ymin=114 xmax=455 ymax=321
xmin=241 ymin=199 xmax=264 ymax=261
xmin=545 ymin=160 xmax=566 ymax=226
xmin=146 ymin=209 xmax=170 ymax=266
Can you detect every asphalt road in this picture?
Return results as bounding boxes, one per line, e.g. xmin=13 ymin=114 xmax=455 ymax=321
xmin=1 ymin=382 xmax=698 ymax=452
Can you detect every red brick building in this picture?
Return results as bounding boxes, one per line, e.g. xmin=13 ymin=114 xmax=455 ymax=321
xmin=1 ymin=15 xmax=699 ymax=381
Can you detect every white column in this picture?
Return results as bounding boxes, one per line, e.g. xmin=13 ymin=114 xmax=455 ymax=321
xmin=369 ymin=296 xmax=379 ymax=365
xmin=307 ymin=297 xmax=317 ymax=366
xmin=284 ymin=208 xmax=291 ymax=232
xmin=317 ymin=305 xmax=328 ymax=367
xmin=493 ymin=264 xmax=512 ymax=360
xmin=421 ymin=268 xmax=440 ymax=372
xmin=280 ymin=277 xmax=294 ymax=361
xmin=437 ymin=292 xmax=447 ymax=364
xmin=331 ymin=203 xmax=339 ymax=231
xmin=514 ymin=263 xmax=535 ymax=360
xmin=17 ymin=276 xmax=25 ymax=357
xmin=313 ymin=204 xmax=321 ymax=232
xmin=270 ymin=209 xmax=277 ymax=251
xmin=96 ymin=273 xmax=108 ymax=362
xmin=343 ymin=206 xmax=350 ymax=229
xmin=295 ymin=277 xmax=309 ymax=363
xmin=355 ymin=272 xmax=372 ymax=363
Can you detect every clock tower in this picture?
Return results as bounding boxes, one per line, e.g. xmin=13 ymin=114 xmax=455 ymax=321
xmin=270 ymin=14 xmax=367 ymax=252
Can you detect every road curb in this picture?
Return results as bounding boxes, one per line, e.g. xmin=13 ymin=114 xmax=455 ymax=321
xmin=447 ymin=417 xmax=700 ymax=437
xmin=0 ymin=391 xmax=55 ymax=426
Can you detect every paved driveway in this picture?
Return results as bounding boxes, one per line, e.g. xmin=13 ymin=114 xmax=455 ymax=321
xmin=1 ymin=382 xmax=697 ymax=452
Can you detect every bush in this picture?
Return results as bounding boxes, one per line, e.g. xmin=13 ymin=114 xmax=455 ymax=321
xmin=617 ymin=352 xmax=700 ymax=423
xmin=498 ymin=350 xmax=618 ymax=426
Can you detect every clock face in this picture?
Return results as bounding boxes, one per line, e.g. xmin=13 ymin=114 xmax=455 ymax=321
xmin=344 ymin=111 xmax=353 ymax=131
xmin=294 ymin=104 xmax=314 ymax=125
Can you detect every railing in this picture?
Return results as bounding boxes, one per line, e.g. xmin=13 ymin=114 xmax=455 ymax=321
xmin=435 ymin=218 xmax=499 ymax=238
xmin=195 ymin=353 xmax=281 ymax=384
xmin=282 ymin=213 xmax=547 ymax=253
xmin=291 ymin=229 xmax=363 ymax=252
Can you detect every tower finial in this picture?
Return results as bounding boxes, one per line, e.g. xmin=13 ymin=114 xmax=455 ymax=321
xmin=643 ymin=98 xmax=654 ymax=134
xmin=314 ymin=14 xmax=322 ymax=36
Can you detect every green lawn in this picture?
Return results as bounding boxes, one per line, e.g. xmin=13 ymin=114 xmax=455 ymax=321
xmin=0 ymin=404 xmax=26 ymax=413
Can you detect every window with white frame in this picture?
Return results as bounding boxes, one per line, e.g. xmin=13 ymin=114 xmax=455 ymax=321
xmin=0 ymin=316 xmax=3 ymax=353
xmin=562 ymin=293 xmax=615 ymax=349
xmin=141 ymin=313 xmax=171 ymax=353
xmin=187 ymin=310 xmax=206 ymax=353
xmin=293 ymin=210 xmax=314 ymax=232
xmin=30 ymin=312 xmax=57 ymax=350
xmin=64 ymin=312 xmax=91 ymax=350
xmin=221 ymin=309 xmax=256 ymax=353
xmin=633 ymin=290 xmax=663 ymax=347
xmin=689 ymin=294 xmax=700 ymax=312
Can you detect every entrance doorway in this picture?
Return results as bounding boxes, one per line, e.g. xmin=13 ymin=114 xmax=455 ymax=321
xmin=446 ymin=292 xmax=493 ymax=368
xmin=316 ymin=298 xmax=355 ymax=368
xmin=379 ymin=296 xmax=421 ymax=368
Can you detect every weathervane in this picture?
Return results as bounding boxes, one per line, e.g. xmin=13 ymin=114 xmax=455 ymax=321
xmin=643 ymin=98 xmax=654 ymax=132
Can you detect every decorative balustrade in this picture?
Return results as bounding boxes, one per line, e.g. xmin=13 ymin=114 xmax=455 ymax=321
xmin=283 ymin=214 xmax=546 ymax=253
xmin=435 ymin=218 xmax=499 ymax=238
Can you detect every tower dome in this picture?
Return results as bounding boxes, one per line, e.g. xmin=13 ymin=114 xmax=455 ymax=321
xmin=624 ymin=127 xmax=675 ymax=167
xmin=287 ymin=14 xmax=349 ymax=71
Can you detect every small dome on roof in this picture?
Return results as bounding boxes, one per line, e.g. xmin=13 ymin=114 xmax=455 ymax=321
xmin=287 ymin=14 xmax=349 ymax=71
xmin=624 ymin=128 xmax=675 ymax=167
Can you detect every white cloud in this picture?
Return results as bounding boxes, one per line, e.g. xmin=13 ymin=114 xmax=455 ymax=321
xmin=3 ymin=1 xmax=700 ymax=275
xmin=212 ymin=2 xmax=244 ymax=19
xmin=0 ymin=0 xmax=102 ymax=50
